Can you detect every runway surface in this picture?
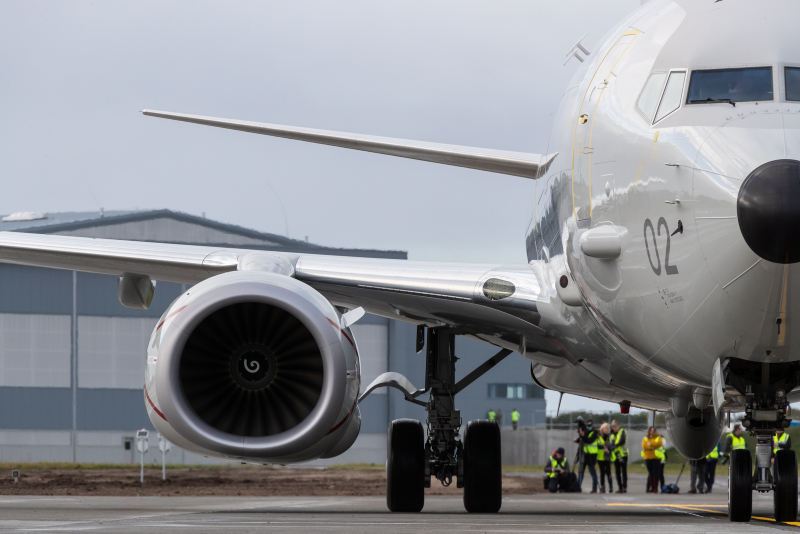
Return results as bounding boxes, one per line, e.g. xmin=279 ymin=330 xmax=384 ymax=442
xmin=0 ymin=491 xmax=798 ymax=533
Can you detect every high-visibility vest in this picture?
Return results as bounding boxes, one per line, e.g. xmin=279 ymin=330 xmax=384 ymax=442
xmin=706 ymin=443 xmax=719 ymax=460
xmin=613 ymin=428 xmax=629 ymax=458
xmin=729 ymin=434 xmax=746 ymax=450
xmin=488 ymin=411 xmax=496 ymax=421
xmin=549 ymin=455 xmax=566 ymax=478
xmin=583 ymin=430 xmax=599 ymax=454
xmin=774 ymin=433 xmax=789 ymax=455
xmin=597 ymin=435 xmax=608 ymax=461
xmin=655 ymin=446 xmax=666 ymax=462
xmin=511 ymin=410 xmax=520 ymax=422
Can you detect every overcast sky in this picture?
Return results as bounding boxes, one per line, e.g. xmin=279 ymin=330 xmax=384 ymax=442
xmin=1 ymin=1 xmax=646 ymax=412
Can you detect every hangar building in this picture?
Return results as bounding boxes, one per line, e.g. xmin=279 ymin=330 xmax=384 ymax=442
xmin=0 ymin=209 xmax=545 ymax=465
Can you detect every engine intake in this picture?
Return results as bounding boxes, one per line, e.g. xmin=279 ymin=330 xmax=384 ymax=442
xmin=179 ymin=302 xmax=324 ymax=437
xmin=145 ymin=271 xmax=360 ymax=463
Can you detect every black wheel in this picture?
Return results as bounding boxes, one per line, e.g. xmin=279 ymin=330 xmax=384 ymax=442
xmin=728 ymin=449 xmax=752 ymax=522
xmin=774 ymin=449 xmax=798 ymax=523
xmin=463 ymin=419 xmax=502 ymax=513
xmin=386 ymin=419 xmax=425 ymax=512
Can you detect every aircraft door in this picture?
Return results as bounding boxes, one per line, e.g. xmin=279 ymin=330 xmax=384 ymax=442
xmin=572 ymin=31 xmax=637 ymax=225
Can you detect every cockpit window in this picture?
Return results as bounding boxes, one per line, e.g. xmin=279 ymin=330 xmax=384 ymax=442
xmin=654 ymin=71 xmax=686 ymax=123
xmin=786 ymin=67 xmax=800 ymax=101
xmin=636 ymin=72 xmax=667 ymax=120
xmin=687 ymin=67 xmax=773 ymax=104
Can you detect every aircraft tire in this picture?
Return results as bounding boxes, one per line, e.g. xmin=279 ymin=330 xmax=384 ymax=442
xmin=728 ymin=449 xmax=752 ymax=522
xmin=386 ymin=418 xmax=425 ymax=512
xmin=463 ymin=419 xmax=502 ymax=513
xmin=774 ymin=449 xmax=798 ymax=523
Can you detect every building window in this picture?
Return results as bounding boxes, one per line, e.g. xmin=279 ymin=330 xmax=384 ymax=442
xmin=487 ymin=383 xmax=538 ymax=399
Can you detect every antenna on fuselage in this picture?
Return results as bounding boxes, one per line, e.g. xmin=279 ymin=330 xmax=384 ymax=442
xmin=564 ymin=32 xmax=591 ymax=65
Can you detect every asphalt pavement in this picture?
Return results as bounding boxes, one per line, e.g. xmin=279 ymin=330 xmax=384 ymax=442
xmin=0 ymin=489 xmax=798 ymax=533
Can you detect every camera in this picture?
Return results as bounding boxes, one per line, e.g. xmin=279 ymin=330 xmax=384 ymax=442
xmin=575 ymin=415 xmax=587 ymax=433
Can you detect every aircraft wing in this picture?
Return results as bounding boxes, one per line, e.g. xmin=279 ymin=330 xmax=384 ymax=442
xmin=142 ymin=110 xmax=556 ymax=180
xmin=0 ymin=231 xmax=549 ymax=353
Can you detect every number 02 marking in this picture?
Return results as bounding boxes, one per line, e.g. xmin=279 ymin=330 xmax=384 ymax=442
xmin=643 ymin=217 xmax=679 ymax=276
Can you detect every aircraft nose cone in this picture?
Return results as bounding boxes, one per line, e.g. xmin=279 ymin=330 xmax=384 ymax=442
xmin=737 ymin=159 xmax=800 ymax=264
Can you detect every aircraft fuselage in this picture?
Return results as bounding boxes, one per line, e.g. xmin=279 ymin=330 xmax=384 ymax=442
xmin=528 ymin=0 xmax=800 ymax=409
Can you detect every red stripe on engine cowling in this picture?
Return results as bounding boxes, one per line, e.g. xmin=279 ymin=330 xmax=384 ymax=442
xmin=325 ymin=317 xmax=359 ymax=435
xmin=326 ymin=399 xmax=357 ymax=436
xmin=156 ymin=305 xmax=187 ymax=331
xmin=326 ymin=317 xmax=358 ymax=357
xmin=144 ymin=384 xmax=168 ymax=422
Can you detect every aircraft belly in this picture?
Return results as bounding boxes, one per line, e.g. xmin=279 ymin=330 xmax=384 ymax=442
xmin=532 ymin=361 xmax=671 ymax=411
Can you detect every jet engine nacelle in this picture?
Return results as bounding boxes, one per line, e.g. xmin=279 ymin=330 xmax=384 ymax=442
xmin=664 ymin=406 xmax=724 ymax=460
xmin=143 ymin=271 xmax=361 ymax=464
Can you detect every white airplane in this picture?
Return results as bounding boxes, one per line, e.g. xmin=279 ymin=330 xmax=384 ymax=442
xmin=1 ymin=0 xmax=797 ymax=521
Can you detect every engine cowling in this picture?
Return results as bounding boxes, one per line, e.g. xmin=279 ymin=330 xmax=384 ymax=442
xmin=143 ymin=271 xmax=361 ymax=464
xmin=664 ymin=406 xmax=724 ymax=460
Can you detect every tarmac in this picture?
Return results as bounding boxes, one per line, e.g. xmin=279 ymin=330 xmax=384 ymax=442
xmin=0 ymin=474 xmax=797 ymax=532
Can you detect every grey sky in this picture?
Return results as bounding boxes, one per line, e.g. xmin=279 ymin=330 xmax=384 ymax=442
xmin=1 ymin=1 xmax=644 ymax=412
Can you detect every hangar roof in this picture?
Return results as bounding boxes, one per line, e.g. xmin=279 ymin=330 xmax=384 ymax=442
xmin=0 ymin=209 xmax=406 ymax=259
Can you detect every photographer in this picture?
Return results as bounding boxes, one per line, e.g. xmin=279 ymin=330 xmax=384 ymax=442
xmin=573 ymin=417 xmax=599 ymax=493
xmin=544 ymin=447 xmax=571 ymax=492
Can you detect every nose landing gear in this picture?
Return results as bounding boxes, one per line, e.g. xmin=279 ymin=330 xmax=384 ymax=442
xmin=367 ymin=328 xmax=511 ymax=513
xmin=726 ymin=360 xmax=800 ymax=523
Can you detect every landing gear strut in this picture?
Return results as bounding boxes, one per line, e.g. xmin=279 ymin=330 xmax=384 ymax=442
xmin=383 ymin=328 xmax=510 ymax=513
xmin=726 ymin=360 xmax=799 ymax=523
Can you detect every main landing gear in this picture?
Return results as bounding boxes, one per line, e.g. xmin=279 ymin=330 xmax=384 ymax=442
xmin=726 ymin=360 xmax=800 ymax=523
xmin=381 ymin=328 xmax=509 ymax=513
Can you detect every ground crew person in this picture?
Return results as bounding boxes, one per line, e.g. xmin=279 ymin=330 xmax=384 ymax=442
xmin=655 ymin=442 xmax=667 ymax=490
xmin=511 ymin=408 xmax=520 ymax=430
xmin=610 ymin=420 xmax=628 ymax=493
xmin=772 ymin=428 xmax=791 ymax=463
xmin=704 ymin=441 xmax=720 ymax=493
xmin=721 ymin=424 xmax=746 ymax=461
xmin=574 ymin=419 xmax=599 ymax=493
xmin=544 ymin=447 xmax=570 ymax=492
xmin=642 ymin=426 xmax=663 ymax=494
xmin=596 ymin=423 xmax=613 ymax=493
xmin=488 ymin=409 xmax=496 ymax=421
xmin=688 ymin=457 xmax=706 ymax=494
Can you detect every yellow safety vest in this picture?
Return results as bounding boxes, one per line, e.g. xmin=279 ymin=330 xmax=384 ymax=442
xmin=613 ymin=428 xmax=629 ymax=458
xmin=488 ymin=411 xmax=496 ymax=421
xmin=597 ymin=435 xmax=608 ymax=461
xmin=583 ymin=430 xmax=599 ymax=455
xmin=774 ymin=433 xmax=789 ymax=455
xmin=729 ymin=434 xmax=746 ymax=450
xmin=549 ymin=455 xmax=566 ymax=478
xmin=511 ymin=410 xmax=520 ymax=422
xmin=706 ymin=444 xmax=719 ymax=460
xmin=655 ymin=446 xmax=666 ymax=462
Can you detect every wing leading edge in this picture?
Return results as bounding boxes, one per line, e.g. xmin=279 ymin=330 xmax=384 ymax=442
xmin=142 ymin=110 xmax=556 ymax=180
xmin=0 ymin=231 xmax=548 ymax=349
